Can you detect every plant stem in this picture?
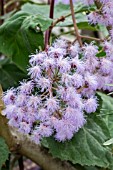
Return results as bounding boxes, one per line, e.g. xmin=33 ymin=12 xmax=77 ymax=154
xmin=1 ymin=0 xmax=4 ymax=15
xmin=0 ymin=0 xmax=4 ymax=24
xmin=50 ymin=16 xmax=65 ymax=29
xmin=69 ymin=0 xmax=82 ymax=47
xmin=48 ymin=0 xmax=51 ymax=4
xmin=80 ymin=35 xmax=104 ymax=42
xmin=44 ymin=0 xmax=55 ymax=50
xmin=48 ymin=0 xmax=55 ymax=42
xmin=44 ymin=30 xmax=49 ymax=51
xmin=18 ymin=156 xmax=24 ymax=170
xmin=49 ymin=0 xmax=55 ymax=19
xmin=94 ymin=0 xmax=102 ymax=9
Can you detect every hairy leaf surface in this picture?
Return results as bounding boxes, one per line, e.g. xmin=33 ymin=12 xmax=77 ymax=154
xmin=21 ymin=3 xmax=97 ymax=30
xmin=97 ymin=92 xmax=113 ymax=137
xmin=0 ymin=11 xmax=52 ymax=70
xmin=0 ymin=137 xmax=9 ymax=169
xmin=45 ymin=115 xmax=113 ymax=168
xmin=0 ymin=58 xmax=27 ymax=90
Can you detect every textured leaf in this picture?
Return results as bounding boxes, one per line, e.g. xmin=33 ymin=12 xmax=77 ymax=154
xmin=97 ymin=92 xmax=113 ymax=137
xmin=0 ymin=11 xmax=52 ymax=70
xmin=0 ymin=137 xmax=9 ymax=170
xmin=21 ymin=2 xmax=92 ymax=17
xmin=21 ymin=3 xmax=50 ymax=16
xmin=21 ymin=13 xmax=52 ymax=32
xmin=45 ymin=115 xmax=113 ymax=168
xmin=0 ymin=58 xmax=27 ymax=90
xmin=21 ymin=3 xmax=97 ymax=30
xmin=21 ymin=2 xmax=73 ymax=18
xmin=84 ymin=167 xmax=99 ymax=170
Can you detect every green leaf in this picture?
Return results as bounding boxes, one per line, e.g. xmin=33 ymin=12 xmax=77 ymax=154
xmin=77 ymin=22 xmax=98 ymax=31
xmin=21 ymin=13 xmax=52 ymax=32
xmin=98 ymin=25 xmax=109 ymax=37
xmin=84 ymin=167 xmax=99 ymax=170
xmin=97 ymin=92 xmax=113 ymax=137
xmin=45 ymin=115 xmax=113 ymax=168
xmin=21 ymin=3 xmax=50 ymax=16
xmin=0 ymin=137 xmax=9 ymax=169
xmin=96 ymin=51 xmax=106 ymax=57
xmin=0 ymin=10 xmax=16 ymax=21
xmin=0 ymin=11 xmax=52 ymax=71
xmin=0 ymin=58 xmax=27 ymax=90
xmin=54 ymin=2 xmax=93 ymax=19
xmin=21 ymin=3 xmax=98 ymax=30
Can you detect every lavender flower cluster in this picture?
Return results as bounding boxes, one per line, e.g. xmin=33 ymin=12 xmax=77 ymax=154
xmin=2 ymin=38 xmax=113 ymax=143
xmin=83 ymin=0 xmax=113 ymax=35
xmin=57 ymin=0 xmax=113 ymax=37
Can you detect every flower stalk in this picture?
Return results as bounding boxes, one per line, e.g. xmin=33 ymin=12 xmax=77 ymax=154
xmin=69 ymin=0 xmax=83 ymax=47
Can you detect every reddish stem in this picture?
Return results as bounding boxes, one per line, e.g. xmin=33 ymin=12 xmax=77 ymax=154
xmin=48 ymin=0 xmax=51 ymax=4
xmin=0 ymin=0 xmax=4 ymax=24
xmin=69 ymin=0 xmax=82 ymax=47
xmin=18 ymin=156 xmax=24 ymax=170
xmin=44 ymin=0 xmax=55 ymax=50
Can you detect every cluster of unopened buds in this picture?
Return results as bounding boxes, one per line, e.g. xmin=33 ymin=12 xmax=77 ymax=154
xmin=2 ymin=37 xmax=113 ymax=143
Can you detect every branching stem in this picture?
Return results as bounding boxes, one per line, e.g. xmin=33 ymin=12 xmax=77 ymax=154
xmin=69 ymin=0 xmax=82 ymax=47
xmin=50 ymin=16 xmax=65 ymax=29
xmin=80 ymin=35 xmax=104 ymax=42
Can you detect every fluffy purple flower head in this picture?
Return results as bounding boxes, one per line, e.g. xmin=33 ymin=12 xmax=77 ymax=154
xmin=3 ymin=38 xmax=113 ymax=144
xmin=27 ymin=95 xmax=41 ymax=109
xmin=35 ymin=123 xmax=53 ymax=138
xmin=29 ymin=52 xmax=46 ymax=66
xmin=19 ymin=81 xmax=34 ymax=94
xmin=100 ymin=58 xmax=113 ymax=74
xmin=2 ymin=104 xmax=17 ymax=118
xmin=16 ymin=94 xmax=27 ymax=107
xmin=53 ymin=38 xmax=68 ymax=49
xmin=48 ymin=46 xmax=66 ymax=59
xmin=61 ymin=73 xmax=72 ymax=87
xmin=42 ymin=57 xmax=55 ymax=71
xmin=69 ymin=43 xmax=80 ymax=57
xmin=3 ymin=88 xmax=16 ymax=105
xmin=88 ymin=12 xmax=99 ymax=25
xmin=71 ymin=56 xmax=85 ymax=73
xmin=37 ymin=108 xmax=49 ymax=122
xmin=84 ymin=96 xmax=98 ymax=114
xmin=71 ymin=73 xmax=84 ymax=88
xmin=28 ymin=65 xmax=41 ymax=80
xmin=37 ymin=77 xmax=51 ymax=92
xmin=84 ymin=43 xmax=98 ymax=58
xmin=57 ymin=58 xmax=71 ymax=73
xmin=103 ymin=41 xmax=113 ymax=60
xmin=84 ymin=72 xmax=98 ymax=90
xmin=46 ymin=97 xmax=59 ymax=113
xmin=19 ymin=122 xmax=31 ymax=134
